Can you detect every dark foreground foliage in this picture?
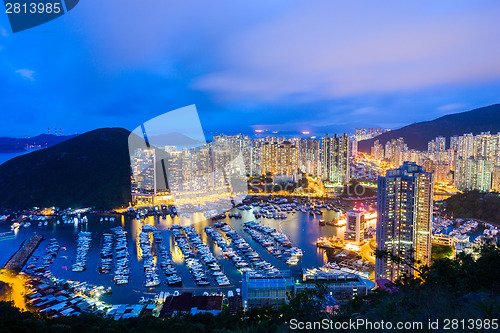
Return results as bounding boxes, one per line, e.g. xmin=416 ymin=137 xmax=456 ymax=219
xmin=1 ymin=245 xmax=499 ymax=332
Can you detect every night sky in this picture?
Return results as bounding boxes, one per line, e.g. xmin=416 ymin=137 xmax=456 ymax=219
xmin=1 ymin=0 xmax=500 ymax=138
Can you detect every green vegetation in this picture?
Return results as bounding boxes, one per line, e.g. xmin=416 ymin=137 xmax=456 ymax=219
xmin=347 ymin=244 xmax=500 ymax=331
xmin=431 ymin=244 xmax=454 ymax=262
xmin=446 ymin=190 xmax=500 ymax=223
xmin=1 ymin=245 xmax=498 ymax=332
xmin=0 ymin=128 xmax=132 ymax=210
xmin=340 ymin=179 xmax=377 ymax=198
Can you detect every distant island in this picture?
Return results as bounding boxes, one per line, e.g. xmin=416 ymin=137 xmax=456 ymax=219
xmin=0 ymin=144 xmax=26 ymax=153
xmin=0 ymin=134 xmax=77 ymax=153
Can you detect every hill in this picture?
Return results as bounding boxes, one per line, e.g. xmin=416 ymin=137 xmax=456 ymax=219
xmin=358 ymin=104 xmax=500 ymax=152
xmin=445 ymin=190 xmax=500 ymax=223
xmin=0 ymin=128 xmax=132 ymax=210
xmin=0 ymin=134 xmax=77 ymax=153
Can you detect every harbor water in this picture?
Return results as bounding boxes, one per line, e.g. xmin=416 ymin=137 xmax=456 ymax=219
xmin=0 ymin=208 xmax=345 ymax=304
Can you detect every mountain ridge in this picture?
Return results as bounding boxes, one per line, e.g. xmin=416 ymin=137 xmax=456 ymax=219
xmin=0 ymin=134 xmax=77 ymax=153
xmin=358 ymin=104 xmax=500 ymax=152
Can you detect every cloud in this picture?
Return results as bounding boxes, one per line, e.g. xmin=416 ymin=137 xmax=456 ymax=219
xmin=1 ymin=1 xmax=499 ymax=137
xmin=193 ymin=1 xmax=500 ymax=103
xmin=436 ymin=103 xmax=467 ymax=113
xmin=352 ymin=107 xmax=377 ymax=116
xmin=16 ymin=69 xmax=36 ymax=81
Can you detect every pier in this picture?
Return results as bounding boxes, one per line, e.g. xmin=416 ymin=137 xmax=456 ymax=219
xmin=316 ymin=237 xmax=344 ymax=249
xmin=4 ymin=234 xmax=44 ymax=272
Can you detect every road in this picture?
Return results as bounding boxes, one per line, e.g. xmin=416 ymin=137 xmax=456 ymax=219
xmin=360 ymin=239 xmax=376 ymax=264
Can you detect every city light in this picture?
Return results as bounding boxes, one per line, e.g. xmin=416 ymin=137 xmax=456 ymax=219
xmin=0 ymin=269 xmax=30 ymax=311
xmin=1 ymin=0 xmax=499 ymax=329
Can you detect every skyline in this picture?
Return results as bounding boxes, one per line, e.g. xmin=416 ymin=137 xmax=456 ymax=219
xmin=1 ymin=1 xmax=500 ymax=138
xmin=2 ymin=1 xmax=500 ymax=329
xmin=1 ymin=102 xmax=497 ymax=142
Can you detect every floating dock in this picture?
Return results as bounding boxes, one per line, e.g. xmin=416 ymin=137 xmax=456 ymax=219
xmin=4 ymin=234 xmax=44 ymax=272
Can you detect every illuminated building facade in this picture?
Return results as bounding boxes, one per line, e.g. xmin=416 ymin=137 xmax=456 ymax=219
xmin=212 ymin=134 xmax=253 ymax=175
xmin=242 ymin=271 xmax=295 ymax=310
xmin=322 ymin=133 xmax=350 ymax=185
xmin=296 ymin=269 xmax=373 ymax=304
xmin=433 ymin=161 xmax=451 ymax=183
xmin=492 ymin=166 xmax=500 ymax=192
xmin=260 ymin=140 xmax=299 ymax=175
xmin=242 ymin=270 xmax=373 ymax=309
xmin=354 ymin=128 xmax=390 ymax=141
xmin=370 ymin=131 xmax=500 ymax=190
xmin=130 ymin=148 xmax=157 ymax=195
xmin=296 ymin=138 xmax=321 ymax=177
xmin=371 ymin=140 xmax=384 ymax=161
xmin=130 ymin=147 xmax=172 ymax=204
xmin=384 ymin=138 xmax=407 ymax=166
xmin=455 ymin=156 xmax=492 ymax=192
xmin=345 ymin=209 xmax=366 ymax=249
xmin=427 ymin=136 xmax=446 ymax=153
xmin=376 ymin=162 xmax=433 ymax=282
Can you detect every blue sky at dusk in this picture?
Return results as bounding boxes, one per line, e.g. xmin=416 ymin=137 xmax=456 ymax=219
xmin=1 ymin=0 xmax=500 ymax=138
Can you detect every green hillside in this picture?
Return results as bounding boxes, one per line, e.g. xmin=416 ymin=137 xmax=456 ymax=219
xmin=358 ymin=104 xmax=500 ymax=152
xmin=0 ymin=128 xmax=132 ymax=210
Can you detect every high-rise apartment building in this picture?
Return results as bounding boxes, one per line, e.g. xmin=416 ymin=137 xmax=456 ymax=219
xmin=322 ymin=133 xmax=350 ymax=185
xmin=491 ymin=166 xmax=500 ymax=192
xmin=457 ymin=133 xmax=474 ymax=159
xmin=211 ymin=134 xmax=252 ymax=175
xmin=260 ymin=140 xmax=299 ymax=175
xmin=428 ymin=136 xmax=446 ymax=153
xmin=371 ymin=140 xmax=384 ymax=161
xmin=455 ymin=157 xmax=492 ymax=191
xmin=384 ymin=138 xmax=407 ymax=166
xmin=354 ymin=128 xmax=390 ymax=141
xmin=376 ymin=162 xmax=433 ymax=282
xmin=131 ymin=147 xmax=157 ymax=195
xmin=296 ymin=138 xmax=321 ymax=178
xmin=370 ymin=131 xmax=500 ymax=192
xmin=434 ymin=161 xmax=451 ymax=183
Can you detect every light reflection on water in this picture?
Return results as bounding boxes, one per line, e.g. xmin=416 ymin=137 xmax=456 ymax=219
xmin=0 ymin=208 xmax=345 ymax=304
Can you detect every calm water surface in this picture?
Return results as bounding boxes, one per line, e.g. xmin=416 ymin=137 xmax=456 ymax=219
xmin=0 ymin=208 xmax=344 ymax=304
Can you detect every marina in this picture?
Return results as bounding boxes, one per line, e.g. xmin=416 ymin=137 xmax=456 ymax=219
xmin=112 ymin=227 xmax=130 ymax=285
xmin=1 ymin=199 xmax=352 ymax=304
xmin=138 ymin=224 xmax=161 ymax=287
xmin=0 ymin=195 xmax=497 ymax=306
xmin=72 ymin=231 xmax=92 ymax=272
xmin=432 ymin=217 xmax=498 ymax=242
xmin=243 ymin=221 xmax=303 ymax=265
